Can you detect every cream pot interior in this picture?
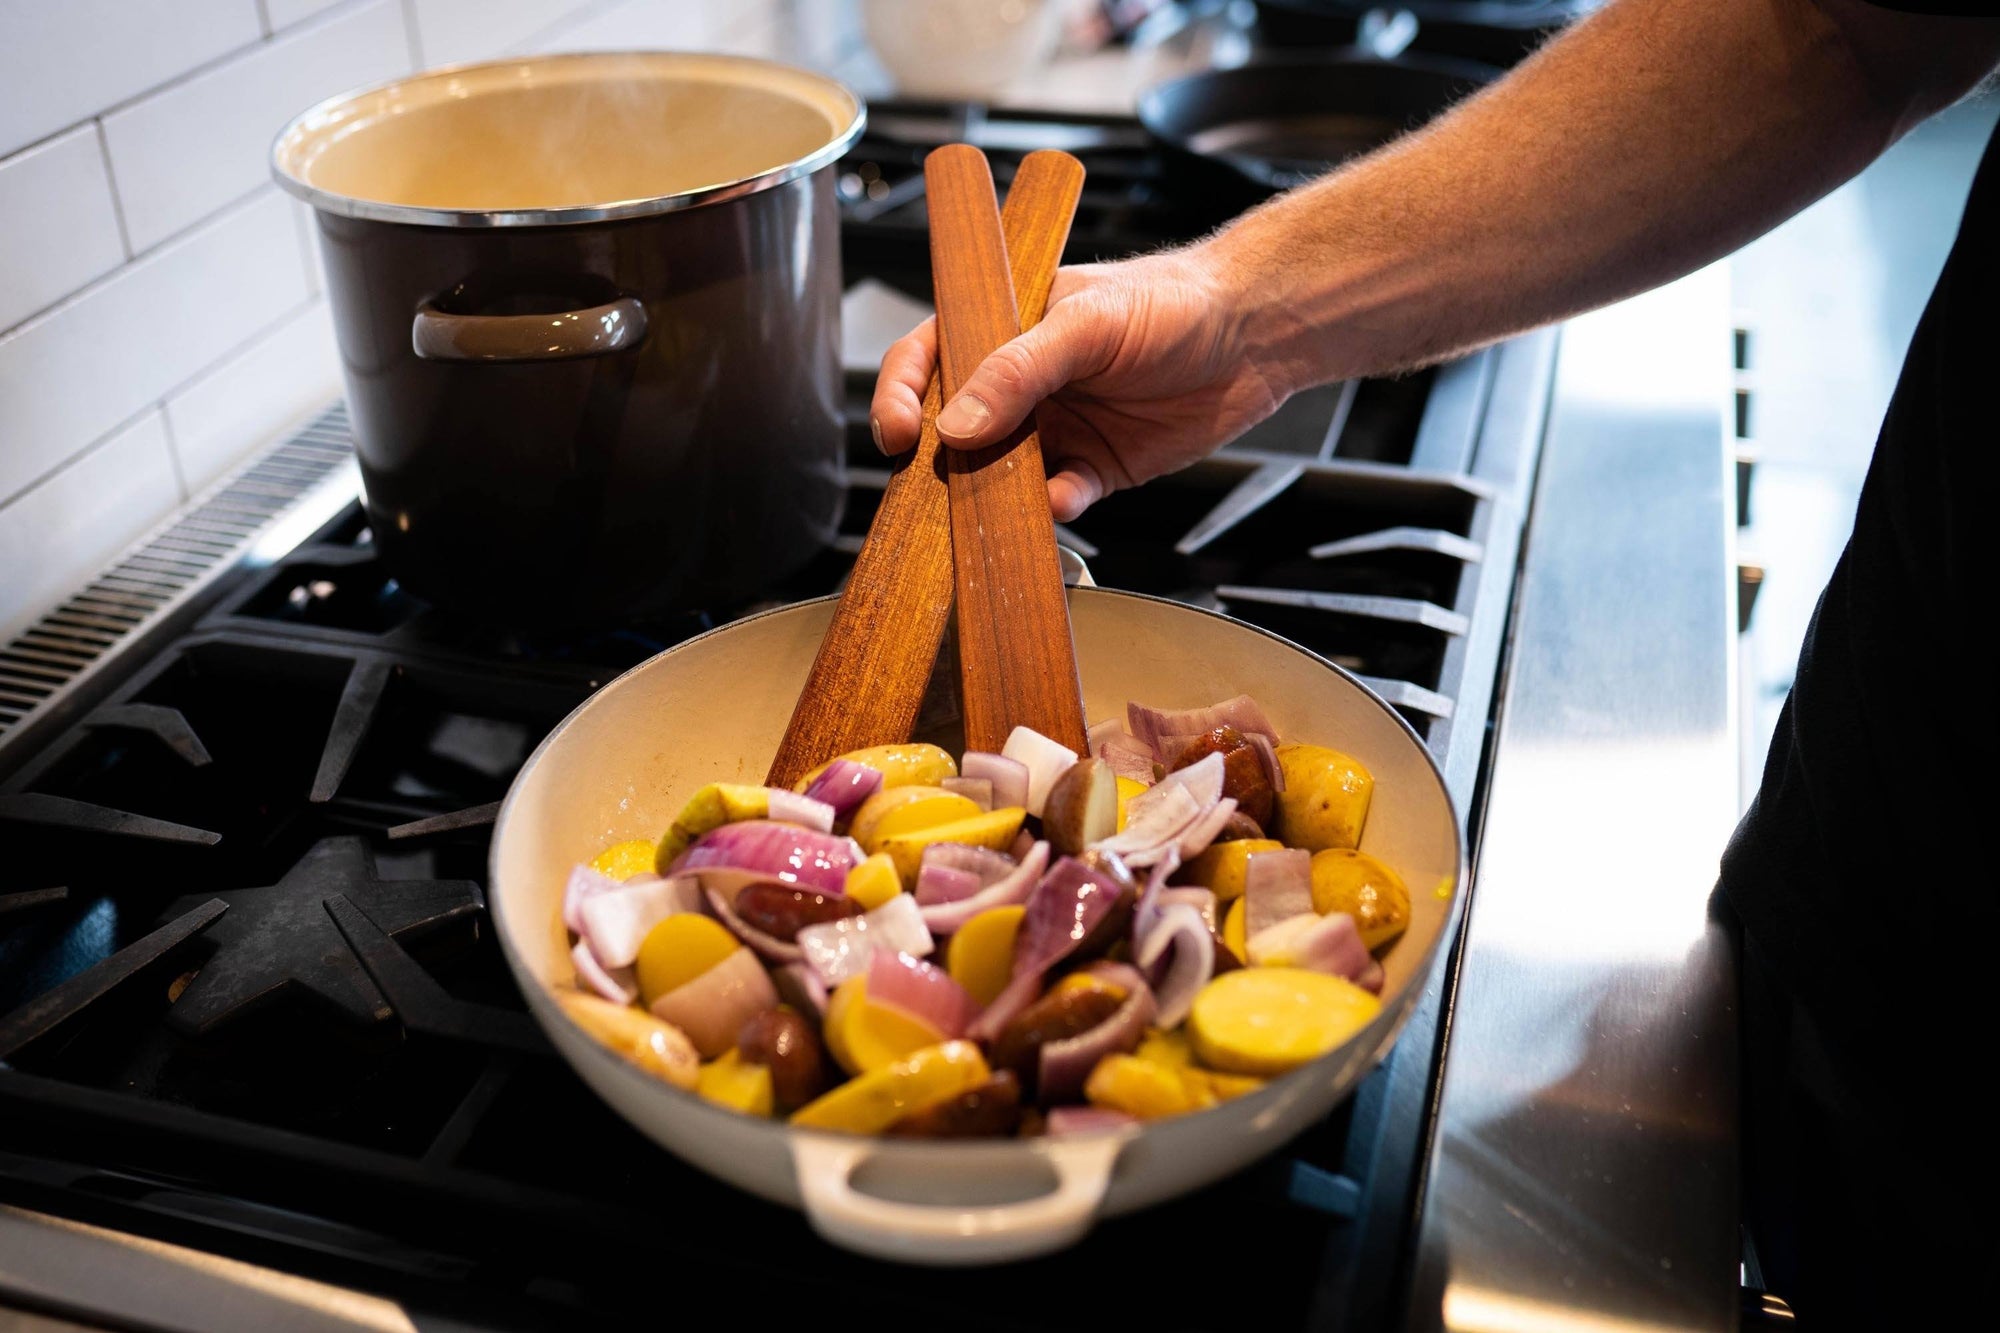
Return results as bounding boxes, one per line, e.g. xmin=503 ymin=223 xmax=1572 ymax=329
xmin=489 ymin=589 xmax=1464 ymax=1264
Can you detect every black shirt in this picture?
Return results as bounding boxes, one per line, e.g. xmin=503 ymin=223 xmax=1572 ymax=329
xmin=1718 ymin=89 xmax=1997 ymax=1076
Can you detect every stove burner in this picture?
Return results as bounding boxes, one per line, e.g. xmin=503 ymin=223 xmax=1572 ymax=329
xmin=81 ymin=703 xmax=213 ymax=766
xmin=324 ymin=894 xmax=546 ymax=1053
xmin=159 ymin=836 xmax=481 ymax=1034
xmin=0 ymin=897 xmax=226 ymax=1060
xmin=0 ymin=791 xmax=221 ymax=845
xmin=386 ymin=801 xmax=502 ymax=841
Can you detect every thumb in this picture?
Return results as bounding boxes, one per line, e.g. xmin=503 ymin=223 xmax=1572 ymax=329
xmin=933 ymin=296 xmax=1112 ymax=449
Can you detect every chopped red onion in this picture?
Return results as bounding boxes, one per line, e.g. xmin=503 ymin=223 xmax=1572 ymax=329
xmin=571 ymin=938 xmax=636 ymax=1005
xmin=1247 ymin=911 xmax=1374 ymax=986
xmin=704 ymin=885 xmax=804 ymax=965
xmin=1095 ymin=730 xmax=1157 ymax=784
xmin=1157 ymin=886 xmax=1218 ymax=935
xmin=798 ymin=892 xmax=934 ymax=986
xmin=968 ymin=970 xmax=1043 ymax=1044
xmin=921 ymin=841 xmax=1016 ymax=883
xmin=774 ymin=962 xmax=830 ymax=1022
xmin=1037 ymin=961 xmax=1156 ymax=1104
xmin=941 ymin=776 xmax=994 ymax=810
xmin=1126 ymin=695 xmax=1278 ymax=757
xmin=1093 ymin=781 xmax=1203 ymax=863
xmin=648 ymin=946 xmax=780 ymax=1059
xmin=1133 ymin=903 xmax=1215 ymax=1028
xmin=1175 ymin=795 xmax=1239 ymax=861
xmin=562 ymin=863 xmax=623 ymax=934
xmin=961 ymin=751 xmax=1030 ymax=811
xmin=669 ymin=819 xmax=856 ymax=896
xmin=1247 ymin=731 xmax=1286 ymax=794
xmin=1000 ymin=726 xmax=1079 ymax=818
xmin=577 ymin=875 xmax=704 ymax=969
xmin=766 ymin=788 xmax=836 ymax=833
xmin=1013 ymin=854 xmax=1134 ymax=977
xmin=919 ymin=840 xmax=1050 ymax=936
xmin=1243 ymin=847 xmax=1314 ymax=940
xmin=800 ymin=759 xmax=884 ymax=822
xmin=1152 ymin=750 xmax=1226 ymax=810
xmin=915 ymin=863 xmax=983 ymax=906
xmin=1046 ymin=1105 xmax=1138 ymax=1135
xmin=868 ymin=950 xmax=981 ymax=1038
xmin=1086 ymin=715 xmax=1126 ymax=752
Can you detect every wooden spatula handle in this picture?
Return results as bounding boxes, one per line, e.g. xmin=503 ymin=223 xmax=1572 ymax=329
xmin=763 ymin=150 xmax=1083 ymax=788
xmin=926 ymin=146 xmax=1090 ymax=757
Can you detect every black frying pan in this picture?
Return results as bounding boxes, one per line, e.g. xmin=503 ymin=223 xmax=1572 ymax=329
xmin=1137 ymin=47 xmax=1502 ymax=199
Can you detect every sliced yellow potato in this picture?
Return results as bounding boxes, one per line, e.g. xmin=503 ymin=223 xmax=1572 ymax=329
xmin=796 ymin=743 xmax=958 ymax=794
xmin=1271 ymin=744 xmax=1374 ymax=852
xmin=945 ymin=904 xmax=1026 ymax=1007
xmin=1085 ymin=1054 xmax=1200 ymax=1119
xmin=654 ymin=782 xmax=771 ymax=869
xmin=557 ymin=992 xmax=700 ymax=1090
xmin=1222 ymin=896 xmax=1246 ymax=963
xmin=1177 ymin=838 xmax=1285 ymax=903
xmin=1187 ymin=967 xmax=1381 ymax=1077
xmin=589 ymin=838 xmax=659 ymax=881
xmin=850 ymin=786 xmax=983 ymax=855
xmin=790 ymin=1040 xmax=991 ymax=1134
xmin=843 ymin=852 xmax=905 ymax=911
xmin=876 ymin=807 xmax=1026 ymax=883
xmin=1134 ymin=1026 xmax=1195 ymax=1069
xmin=635 ymin=913 xmax=741 ymax=1008
xmin=823 ymin=974 xmax=948 ymax=1076
xmin=696 ymin=1048 xmax=776 ymax=1117
xmin=1309 ymin=848 xmax=1412 ymax=950
xmin=1114 ymin=776 xmax=1147 ymax=832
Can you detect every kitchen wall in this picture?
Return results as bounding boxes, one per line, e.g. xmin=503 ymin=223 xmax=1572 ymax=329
xmin=0 ymin=0 xmax=874 ymax=643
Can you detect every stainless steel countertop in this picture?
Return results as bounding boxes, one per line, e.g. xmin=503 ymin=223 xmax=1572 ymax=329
xmin=1407 ymin=264 xmax=1741 ymax=1332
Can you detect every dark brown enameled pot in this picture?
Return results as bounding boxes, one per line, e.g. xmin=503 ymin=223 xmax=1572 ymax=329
xmin=273 ymin=54 xmax=864 ymax=630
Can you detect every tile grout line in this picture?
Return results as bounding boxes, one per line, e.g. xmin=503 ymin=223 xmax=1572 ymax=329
xmin=90 ymin=120 xmax=137 ymax=262
xmin=398 ymin=0 xmax=425 ymax=70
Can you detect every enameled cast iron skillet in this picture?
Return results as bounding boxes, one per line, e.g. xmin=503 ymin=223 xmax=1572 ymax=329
xmin=488 ymin=587 xmax=1464 ymax=1264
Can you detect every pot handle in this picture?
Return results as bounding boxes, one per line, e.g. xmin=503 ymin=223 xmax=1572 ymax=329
xmin=411 ymin=295 xmax=647 ymax=362
xmin=791 ymin=1132 xmax=1126 ymax=1264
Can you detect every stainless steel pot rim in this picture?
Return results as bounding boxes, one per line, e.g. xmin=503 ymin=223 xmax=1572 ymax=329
xmin=489 ymin=585 xmax=1468 ymax=1146
xmin=270 ymin=51 xmax=867 ymax=228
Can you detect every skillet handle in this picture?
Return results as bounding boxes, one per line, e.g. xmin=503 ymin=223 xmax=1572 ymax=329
xmin=412 ymin=295 xmax=647 ymax=362
xmin=791 ymin=1132 xmax=1127 ymax=1264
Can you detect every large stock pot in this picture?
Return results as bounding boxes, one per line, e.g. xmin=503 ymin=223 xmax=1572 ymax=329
xmin=488 ymin=587 xmax=1465 ymax=1264
xmin=273 ymin=53 xmax=863 ymax=629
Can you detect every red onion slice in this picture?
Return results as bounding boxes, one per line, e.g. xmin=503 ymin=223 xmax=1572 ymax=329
xmin=921 ymin=841 xmax=1017 ymax=883
xmin=941 ymin=776 xmax=995 ymax=810
xmin=562 ymin=863 xmax=623 ymax=934
xmin=668 ymin=819 xmax=856 ymax=896
xmin=1013 ymin=853 xmax=1135 ymax=977
xmin=868 ymin=950 xmax=981 ymax=1039
xmin=1046 ymin=1106 xmax=1138 ymax=1135
xmin=1247 ymin=910 xmax=1375 ymax=987
xmin=797 ymin=892 xmax=934 ymax=986
xmin=1247 ymin=731 xmax=1286 ymax=794
xmin=1174 ymin=795 xmax=1238 ymax=861
xmin=703 ymin=885 xmax=804 ymax=965
xmin=915 ymin=863 xmax=983 ymax=906
xmin=1038 ymin=961 xmax=1156 ymax=1105
xmin=968 ymin=970 xmax=1044 ymax=1044
xmin=919 ymin=840 xmax=1050 ymax=936
xmin=774 ymin=962 xmax=830 ymax=1022
xmin=1133 ymin=903 xmax=1215 ymax=1028
xmin=571 ymin=938 xmax=637 ymax=1005
xmin=1157 ymin=885 xmax=1219 ymax=935
xmin=961 ymin=751 xmax=1031 ymax=811
xmin=648 ymin=947 xmax=780 ymax=1059
xmin=1243 ymin=847 xmax=1314 ymax=940
xmin=1126 ymin=695 xmax=1278 ymax=757
xmin=577 ymin=875 xmax=704 ymax=969
xmin=1096 ymin=731 xmax=1158 ymax=784
xmin=766 ymin=788 xmax=836 ymax=833
xmin=1086 ymin=716 xmax=1126 ymax=752
xmin=1000 ymin=726 xmax=1079 ymax=818
xmin=1152 ymin=750 xmax=1226 ymax=810
xmin=800 ymin=759 xmax=884 ymax=822
xmin=1093 ymin=782 xmax=1203 ymax=863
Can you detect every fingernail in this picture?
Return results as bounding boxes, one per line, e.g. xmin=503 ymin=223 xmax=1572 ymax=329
xmin=936 ymin=393 xmax=991 ymax=440
xmin=869 ymin=415 xmax=885 ymax=453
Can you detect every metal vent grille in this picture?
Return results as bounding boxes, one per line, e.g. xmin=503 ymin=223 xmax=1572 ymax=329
xmin=0 ymin=405 xmax=357 ymax=743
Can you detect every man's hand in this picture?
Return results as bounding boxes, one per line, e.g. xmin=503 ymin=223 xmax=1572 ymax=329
xmin=868 ymin=248 xmax=1290 ymax=521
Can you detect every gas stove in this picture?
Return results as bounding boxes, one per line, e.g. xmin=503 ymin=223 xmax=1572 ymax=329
xmin=0 ymin=94 xmax=1739 ymax=1333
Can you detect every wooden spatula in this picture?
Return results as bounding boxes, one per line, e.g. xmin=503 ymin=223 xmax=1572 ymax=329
xmin=763 ymin=148 xmax=1087 ymax=788
xmin=926 ymin=145 xmax=1091 ymax=757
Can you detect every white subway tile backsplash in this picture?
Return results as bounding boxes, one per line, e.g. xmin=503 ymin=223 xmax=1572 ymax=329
xmin=0 ymin=128 xmax=128 ymax=333
xmin=0 ymin=189 xmax=308 ymax=506
xmin=0 ymin=410 xmax=182 ymax=643
xmin=0 ymin=0 xmax=263 ymax=158
xmin=165 ymin=300 xmax=340 ymax=494
xmin=531 ymin=0 xmax=728 ymax=53
xmin=101 ymin=0 xmax=409 ymax=254
xmin=407 ymin=0 xmax=598 ymax=67
xmin=266 ymin=0 xmax=350 ymax=29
